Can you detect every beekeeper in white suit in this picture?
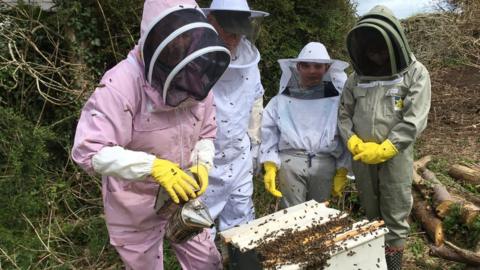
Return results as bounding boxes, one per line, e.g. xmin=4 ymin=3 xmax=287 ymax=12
xmin=200 ymin=0 xmax=267 ymax=268
xmin=201 ymin=0 xmax=267 ymax=233
xmin=259 ymin=42 xmax=351 ymax=208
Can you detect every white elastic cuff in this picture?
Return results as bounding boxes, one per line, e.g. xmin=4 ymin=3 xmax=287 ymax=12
xmin=190 ymin=139 xmax=215 ymax=171
xmin=92 ymin=146 xmax=155 ymax=180
xmin=259 ymin=151 xmax=281 ymax=169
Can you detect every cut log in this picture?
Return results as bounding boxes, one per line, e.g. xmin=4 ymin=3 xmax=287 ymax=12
xmin=412 ymin=156 xmax=432 ymax=185
xmin=411 ymin=190 xmax=444 ymax=246
xmin=429 ymin=244 xmax=480 ymax=266
xmin=412 ymin=159 xmax=480 ymax=226
xmin=432 ymin=185 xmax=454 ymax=218
xmin=421 ymin=168 xmax=443 ymax=186
xmin=449 ymin=164 xmax=480 ymax=186
xmin=413 ymin=170 xmax=424 ymax=185
xmin=419 ymin=168 xmax=480 ymax=224
xmin=414 ymin=167 xmax=454 ymax=218
xmin=471 ymin=163 xmax=480 ymax=172
xmin=413 ymin=183 xmax=432 ymax=201
xmin=414 ymin=155 xmax=432 ymax=172
xmin=461 ymin=203 xmax=480 ymax=226
xmin=463 ymin=192 xmax=480 ymax=208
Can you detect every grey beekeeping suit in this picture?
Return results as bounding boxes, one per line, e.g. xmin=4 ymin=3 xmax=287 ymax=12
xmin=338 ymin=5 xmax=431 ymax=252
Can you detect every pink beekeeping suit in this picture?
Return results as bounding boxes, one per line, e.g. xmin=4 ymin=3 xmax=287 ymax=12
xmin=71 ymin=0 xmax=222 ymax=269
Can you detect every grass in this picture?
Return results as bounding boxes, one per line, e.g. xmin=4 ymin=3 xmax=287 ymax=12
xmin=164 ymin=241 xmax=181 ymax=270
xmin=409 ymin=237 xmax=426 ymax=258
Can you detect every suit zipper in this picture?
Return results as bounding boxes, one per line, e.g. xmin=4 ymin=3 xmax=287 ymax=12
xmin=175 ymin=109 xmax=184 ymax=168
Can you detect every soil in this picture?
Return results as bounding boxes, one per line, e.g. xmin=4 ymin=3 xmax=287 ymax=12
xmin=416 ymin=66 xmax=480 ymax=163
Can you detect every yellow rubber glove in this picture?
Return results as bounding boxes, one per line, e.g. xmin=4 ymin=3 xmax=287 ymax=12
xmin=188 ymin=164 xmax=208 ymax=196
xmin=332 ymin=168 xmax=348 ymax=198
xmin=263 ymin=162 xmax=282 ymax=198
xmin=347 ymin=134 xmax=364 ymax=155
xmin=151 ymin=158 xmax=199 ymax=204
xmin=353 ymin=139 xmax=398 ymax=164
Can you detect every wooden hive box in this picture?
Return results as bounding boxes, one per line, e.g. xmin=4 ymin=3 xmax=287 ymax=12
xmin=220 ymin=200 xmax=389 ymax=269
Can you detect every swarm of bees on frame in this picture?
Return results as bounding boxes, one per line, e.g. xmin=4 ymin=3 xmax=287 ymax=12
xmin=251 ymin=214 xmax=383 ymax=269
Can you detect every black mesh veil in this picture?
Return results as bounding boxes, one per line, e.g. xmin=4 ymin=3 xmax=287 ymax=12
xmin=347 ymin=26 xmax=395 ymax=77
xmin=347 ymin=9 xmax=413 ymax=79
xmin=141 ymin=7 xmax=230 ymax=107
xmin=207 ymin=10 xmax=264 ymax=45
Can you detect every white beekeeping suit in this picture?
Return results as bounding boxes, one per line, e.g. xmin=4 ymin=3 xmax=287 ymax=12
xmin=201 ymin=0 xmax=267 ymax=237
xmin=259 ymin=42 xmax=351 ymax=208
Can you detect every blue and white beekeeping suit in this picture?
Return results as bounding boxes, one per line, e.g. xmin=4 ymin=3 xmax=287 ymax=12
xmin=201 ymin=0 xmax=268 ymax=234
xmin=259 ymin=42 xmax=351 ymax=208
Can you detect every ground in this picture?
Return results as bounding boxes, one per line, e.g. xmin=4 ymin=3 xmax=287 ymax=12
xmin=417 ymin=65 xmax=480 ymax=164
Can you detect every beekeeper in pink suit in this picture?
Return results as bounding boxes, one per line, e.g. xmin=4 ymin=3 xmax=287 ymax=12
xmin=71 ymin=1 xmax=231 ymax=269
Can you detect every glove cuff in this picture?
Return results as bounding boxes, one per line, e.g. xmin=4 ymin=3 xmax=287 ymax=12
xmin=190 ymin=162 xmax=209 ymax=173
xmin=383 ymin=139 xmax=398 ymax=154
xmin=347 ymin=134 xmax=363 ymax=153
xmin=151 ymin=158 xmax=162 ymax=175
xmin=264 ymin=161 xmax=277 ymax=173
xmin=336 ymin=167 xmax=348 ymax=176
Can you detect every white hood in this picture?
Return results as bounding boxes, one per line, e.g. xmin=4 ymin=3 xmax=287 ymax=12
xmin=229 ymin=37 xmax=260 ymax=69
xmin=277 ymin=42 xmax=349 ymax=94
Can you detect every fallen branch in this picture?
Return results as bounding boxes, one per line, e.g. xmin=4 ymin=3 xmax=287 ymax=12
xmin=445 ymin=240 xmax=480 ymax=264
xmin=412 ymin=155 xmax=432 ymax=185
xmin=414 ymin=155 xmax=432 ymax=172
xmin=432 ymin=184 xmax=455 ymax=218
xmin=417 ymin=167 xmax=480 ymax=225
xmin=429 ymin=244 xmax=480 ymax=266
xmin=412 ymin=190 xmax=444 ymax=246
xmin=462 ymin=192 xmax=480 ymax=208
xmin=421 ymin=168 xmax=443 ymax=186
xmin=449 ymin=164 xmax=480 ymax=186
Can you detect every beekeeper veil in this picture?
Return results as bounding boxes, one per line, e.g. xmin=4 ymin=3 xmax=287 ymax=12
xmin=277 ymin=42 xmax=349 ymax=94
xmin=203 ymin=0 xmax=269 ymax=69
xmin=139 ymin=3 xmax=231 ymax=107
xmin=346 ymin=5 xmax=413 ymax=80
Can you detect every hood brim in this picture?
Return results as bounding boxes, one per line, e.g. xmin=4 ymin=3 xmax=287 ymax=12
xmin=202 ymin=8 xmax=269 ymax=18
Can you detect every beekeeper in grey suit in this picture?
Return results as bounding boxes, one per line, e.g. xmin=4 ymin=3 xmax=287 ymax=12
xmin=338 ymin=5 xmax=431 ymax=270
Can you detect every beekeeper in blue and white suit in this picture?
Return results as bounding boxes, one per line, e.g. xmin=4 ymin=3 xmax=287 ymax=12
xmin=259 ymin=42 xmax=351 ymax=208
